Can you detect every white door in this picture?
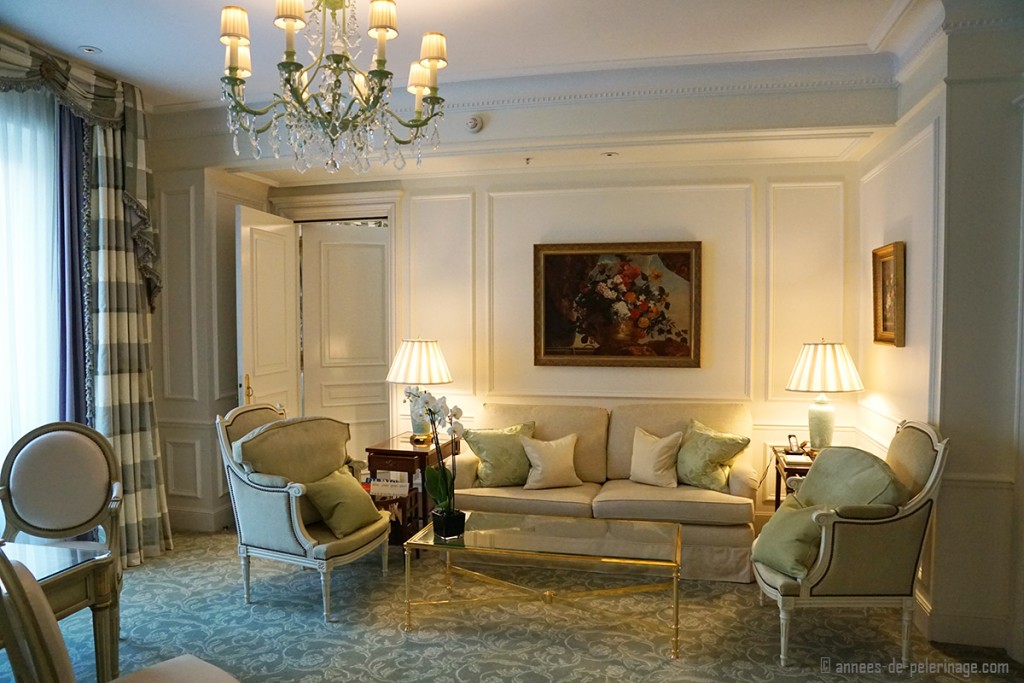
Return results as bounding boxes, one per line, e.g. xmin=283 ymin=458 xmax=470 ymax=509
xmin=301 ymin=220 xmax=390 ymax=458
xmin=236 ymin=206 xmax=299 ymax=413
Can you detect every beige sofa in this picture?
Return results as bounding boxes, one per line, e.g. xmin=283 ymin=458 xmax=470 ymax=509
xmin=450 ymin=402 xmax=757 ymax=582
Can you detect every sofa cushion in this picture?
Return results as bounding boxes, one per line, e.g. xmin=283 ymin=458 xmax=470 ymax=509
xmin=629 ymin=427 xmax=682 ymax=488
xmin=304 ymin=468 xmax=382 ymax=538
xmin=752 ymin=447 xmax=911 ymax=578
xmin=522 ymin=434 xmax=583 ymax=490
xmin=455 ymin=482 xmax=601 ymax=518
xmin=478 ymin=404 xmax=609 ymax=483
xmin=607 ymin=403 xmax=753 ymax=480
xmin=463 ymin=422 xmax=536 ymax=487
xmin=676 ymin=420 xmax=750 ymax=493
xmin=232 ymin=416 xmax=350 ymax=484
xmin=592 ymin=478 xmax=754 ymax=525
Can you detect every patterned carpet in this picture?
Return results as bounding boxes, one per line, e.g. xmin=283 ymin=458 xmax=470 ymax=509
xmin=1 ymin=531 xmax=1019 ymax=682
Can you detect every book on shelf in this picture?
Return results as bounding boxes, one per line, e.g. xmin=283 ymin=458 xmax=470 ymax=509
xmin=783 ymin=452 xmax=813 ymax=466
xmin=362 ymin=478 xmax=410 ymax=497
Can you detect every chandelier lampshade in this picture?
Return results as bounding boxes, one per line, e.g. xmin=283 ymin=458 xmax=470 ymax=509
xmin=218 ymin=0 xmax=448 ymax=174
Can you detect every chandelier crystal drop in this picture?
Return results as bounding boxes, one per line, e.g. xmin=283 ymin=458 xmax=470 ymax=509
xmin=219 ymin=0 xmax=447 ymax=174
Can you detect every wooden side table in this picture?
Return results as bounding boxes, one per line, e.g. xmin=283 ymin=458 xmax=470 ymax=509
xmin=365 ymin=433 xmax=458 ymax=539
xmin=771 ymin=445 xmax=815 ymax=510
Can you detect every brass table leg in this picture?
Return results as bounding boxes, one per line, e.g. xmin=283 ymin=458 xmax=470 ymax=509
xmin=402 ymin=546 xmax=414 ymax=632
xmin=671 ymin=566 xmax=680 ymax=659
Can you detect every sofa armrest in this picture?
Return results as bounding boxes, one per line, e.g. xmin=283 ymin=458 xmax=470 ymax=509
xmin=448 ymin=452 xmax=480 ymax=490
xmin=786 ymin=475 xmax=806 ymax=493
xmin=728 ymin=460 xmax=759 ymax=499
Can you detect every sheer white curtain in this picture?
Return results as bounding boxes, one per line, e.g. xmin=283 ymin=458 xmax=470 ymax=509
xmin=0 ymin=89 xmax=59 ymax=455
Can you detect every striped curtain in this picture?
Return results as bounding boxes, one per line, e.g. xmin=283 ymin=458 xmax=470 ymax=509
xmin=2 ymin=29 xmax=171 ymax=566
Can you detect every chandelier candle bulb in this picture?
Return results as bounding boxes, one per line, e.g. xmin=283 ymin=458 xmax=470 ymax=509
xmin=274 ymin=0 xmax=306 ymax=57
xmin=419 ymin=32 xmax=447 ymax=89
xmin=367 ymin=0 xmax=398 ymax=67
xmin=224 ymin=44 xmax=252 ymax=78
xmin=407 ymin=62 xmax=430 ymax=117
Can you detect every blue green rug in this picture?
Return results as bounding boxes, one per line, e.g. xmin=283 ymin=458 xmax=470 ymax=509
xmin=0 ymin=531 xmax=1018 ymax=682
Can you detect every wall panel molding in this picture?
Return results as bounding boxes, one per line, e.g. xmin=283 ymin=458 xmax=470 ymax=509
xmin=164 ymin=437 xmax=202 ymax=499
xmin=158 ymin=186 xmax=200 ymax=402
xmin=765 ymin=181 xmax=845 ymax=402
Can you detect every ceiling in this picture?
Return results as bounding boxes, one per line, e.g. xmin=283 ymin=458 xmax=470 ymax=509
xmin=2 ymin=0 xmax=931 ymax=112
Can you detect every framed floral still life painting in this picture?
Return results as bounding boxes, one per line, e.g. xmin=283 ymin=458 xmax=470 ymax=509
xmin=872 ymin=241 xmax=906 ymax=347
xmin=534 ymin=241 xmax=702 ymax=367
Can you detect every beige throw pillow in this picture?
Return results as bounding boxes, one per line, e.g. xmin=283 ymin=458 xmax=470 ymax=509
xmin=304 ymin=468 xmax=382 ymax=538
xmin=629 ymin=427 xmax=683 ymax=488
xmin=521 ymin=434 xmax=582 ymax=490
xmin=676 ymin=419 xmax=750 ymax=493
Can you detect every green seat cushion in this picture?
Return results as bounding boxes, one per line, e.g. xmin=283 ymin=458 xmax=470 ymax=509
xmin=675 ymin=420 xmax=750 ymax=493
xmin=305 ymin=469 xmax=382 ymax=538
xmin=464 ymin=422 xmax=536 ymax=487
xmin=752 ymin=447 xmax=911 ymax=579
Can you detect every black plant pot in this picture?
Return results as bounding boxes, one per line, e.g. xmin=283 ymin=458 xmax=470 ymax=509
xmin=431 ymin=508 xmax=465 ymax=540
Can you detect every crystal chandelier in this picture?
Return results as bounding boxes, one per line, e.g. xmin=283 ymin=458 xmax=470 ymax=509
xmin=219 ymin=0 xmax=447 ymax=174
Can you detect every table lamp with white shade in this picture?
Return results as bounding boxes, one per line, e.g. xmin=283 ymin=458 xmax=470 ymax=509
xmin=385 ymin=338 xmax=452 ymax=444
xmin=785 ymin=341 xmax=864 ymax=450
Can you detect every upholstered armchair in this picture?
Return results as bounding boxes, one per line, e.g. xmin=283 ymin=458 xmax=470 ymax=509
xmin=215 ymin=404 xmax=391 ymax=622
xmin=752 ymin=420 xmax=949 ymax=667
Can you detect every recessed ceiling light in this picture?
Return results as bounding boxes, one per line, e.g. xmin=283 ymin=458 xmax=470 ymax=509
xmin=601 ymin=151 xmax=620 ymax=158
xmin=78 ymin=45 xmax=102 ymax=55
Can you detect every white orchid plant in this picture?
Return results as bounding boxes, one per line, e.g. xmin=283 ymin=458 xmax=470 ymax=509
xmin=405 ymin=387 xmax=464 ymax=513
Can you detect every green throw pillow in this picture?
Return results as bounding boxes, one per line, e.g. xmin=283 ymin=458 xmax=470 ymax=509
xmin=304 ymin=469 xmax=382 ymax=538
xmin=464 ymin=422 xmax=536 ymax=487
xmin=675 ymin=420 xmax=750 ymax=492
xmin=752 ymin=447 xmax=912 ymax=578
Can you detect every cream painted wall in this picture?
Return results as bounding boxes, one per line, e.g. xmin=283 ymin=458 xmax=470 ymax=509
xmin=858 ymin=117 xmax=942 ymax=449
xmin=293 ymin=165 xmax=862 ymax=525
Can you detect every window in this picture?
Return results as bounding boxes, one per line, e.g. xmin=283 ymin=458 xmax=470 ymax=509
xmin=0 ymin=89 xmax=60 ymax=454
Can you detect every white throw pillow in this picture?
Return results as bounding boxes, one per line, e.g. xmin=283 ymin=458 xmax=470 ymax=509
xmin=521 ymin=434 xmax=582 ymax=490
xmin=629 ymin=427 xmax=683 ymax=488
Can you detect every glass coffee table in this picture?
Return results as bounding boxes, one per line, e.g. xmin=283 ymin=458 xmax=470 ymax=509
xmin=403 ymin=510 xmax=683 ymax=659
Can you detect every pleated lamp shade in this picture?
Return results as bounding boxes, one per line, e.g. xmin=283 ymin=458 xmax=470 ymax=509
xmin=385 ymin=339 xmax=452 ymax=386
xmin=786 ymin=342 xmax=864 ymax=393
xmin=786 ymin=341 xmax=863 ymax=450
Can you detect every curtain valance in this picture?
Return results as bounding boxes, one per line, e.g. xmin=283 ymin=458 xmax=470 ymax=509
xmin=0 ymin=29 xmax=160 ymax=307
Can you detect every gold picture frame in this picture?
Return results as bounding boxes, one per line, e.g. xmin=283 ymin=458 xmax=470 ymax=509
xmin=872 ymin=241 xmax=906 ymax=347
xmin=534 ymin=241 xmax=701 ymax=367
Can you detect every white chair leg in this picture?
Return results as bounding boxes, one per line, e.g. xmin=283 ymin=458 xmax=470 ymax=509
xmin=901 ymin=598 xmax=914 ymax=667
xmin=240 ymin=553 xmax=251 ymax=604
xmin=321 ymin=568 xmax=335 ymax=623
xmin=778 ymin=604 xmax=792 ymax=667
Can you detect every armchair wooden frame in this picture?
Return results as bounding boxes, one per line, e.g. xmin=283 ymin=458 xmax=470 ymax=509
xmin=215 ymin=403 xmax=390 ymax=623
xmin=753 ymin=420 xmax=949 ymax=667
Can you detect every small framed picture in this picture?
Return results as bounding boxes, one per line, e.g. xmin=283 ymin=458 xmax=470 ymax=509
xmin=872 ymin=241 xmax=906 ymax=347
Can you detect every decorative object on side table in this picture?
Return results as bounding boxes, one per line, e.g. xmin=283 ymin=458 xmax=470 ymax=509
xmin=785 ymin=340 xmax=864 ymax=450
xmin=534 ymin=242 xmax=702 ymax=367
xmin=872 ymin=241 xmax=906 ymax=347
xmin=385 ymin=338 xmax=453 ymax=444
xmin=407 ymin=389 xmax=465 ymax=539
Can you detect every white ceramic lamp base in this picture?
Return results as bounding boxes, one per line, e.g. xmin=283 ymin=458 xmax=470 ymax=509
xmin=807 ymin=393 xmax=835 ymax=450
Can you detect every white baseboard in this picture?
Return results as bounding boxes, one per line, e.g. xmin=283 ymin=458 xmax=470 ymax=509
xmin=169 ymin=505 xmax=234 ymax=533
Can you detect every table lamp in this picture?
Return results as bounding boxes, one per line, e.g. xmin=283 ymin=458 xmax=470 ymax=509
xmin=385 ymin=338 xmax=452 ymax=444
xmin=785 ymin=341 xmax=864 ymax=450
